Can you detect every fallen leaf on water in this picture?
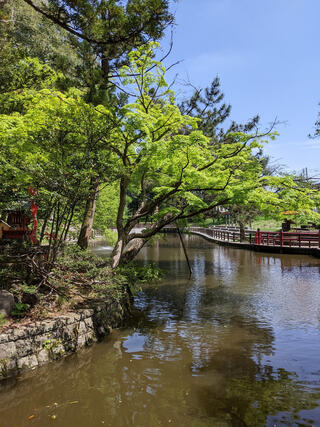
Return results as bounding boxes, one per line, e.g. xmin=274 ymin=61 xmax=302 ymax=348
xmin=69 ymin=401 xmax=79 ymax=405
xmin=28 ymin=415 xmax=35 ymax=420
xmin=51 ymin=415 xmax=57 ymax=420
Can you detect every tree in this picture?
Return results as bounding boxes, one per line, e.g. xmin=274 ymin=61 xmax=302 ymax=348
xmin=6 ymin=0 xmax=174 ymax=249
xmin=20 ymin=0 xmax=173 ymax=96
xmin=178 ymin=78 xmax=268 ymax=238
xmin=0 ymin=74 xmax=119 ymax=257
xmin=0 ymin=0 xmax=80 ymax=90
xmin=94 ymin=183 xmax=120 ymax=231
xmin=311 ymin=102 xmax=320 ymax=138
xmin=277 ymin=172 xmax=320 ymax=227
xmin=220 ymin=155 xmax=284 ymax=237
xmin=105 ymin=43 xmax=277 ymax=267
xmin=0 ymin=57 xmax=59 ymax=215
xmin=179 ymin=76 xmax=260 ymax=142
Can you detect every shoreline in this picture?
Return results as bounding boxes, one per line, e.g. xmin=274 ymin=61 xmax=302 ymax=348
xmin=0 ymin=295 xmax=131 ymax=381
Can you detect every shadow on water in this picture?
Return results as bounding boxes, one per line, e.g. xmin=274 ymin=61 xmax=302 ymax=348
xmin=0 ymin=234 xmax=320 ymax=426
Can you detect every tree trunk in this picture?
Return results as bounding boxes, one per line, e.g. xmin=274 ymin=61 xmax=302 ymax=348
xmin=39 ymin=202 xmax=53 ymax=244
xmin=117 ymin=237 xmax=146 ymax=266
xmin=111 ymin=236 xmax=125 ymax=268
xmin=239 ymin=221 xmax=245 ymax=242
xmin=111 ymin=211 xmax=177 ymax=268
xmin=111 ymin=236 xmax=149 ymax=268
xmin=111 ymin=176 xmax=130 ymax=267
xmin=78 ymin=176 xmax=100 ymax=249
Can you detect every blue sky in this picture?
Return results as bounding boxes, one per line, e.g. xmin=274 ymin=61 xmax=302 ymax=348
xmin=162 ymin=0 xmax=320 ymax=174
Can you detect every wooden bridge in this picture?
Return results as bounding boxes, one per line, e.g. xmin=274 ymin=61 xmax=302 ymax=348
xmin=132 ymin=224 xmax=320 ymax=256
xmin=189 ymin=226 xmax=320 ymax=249
xmin=188 ymin=226 xmax=320 ymax=258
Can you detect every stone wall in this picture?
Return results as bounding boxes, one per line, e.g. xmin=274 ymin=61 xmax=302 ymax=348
xmin=0 ymin=298 xmax=130 ymax=380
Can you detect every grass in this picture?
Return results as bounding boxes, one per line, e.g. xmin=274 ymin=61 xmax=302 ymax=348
xmin=251 ymin=218 xmax=282 ymax=231
xmin=0 ymin=244 xmax=162 ymax=328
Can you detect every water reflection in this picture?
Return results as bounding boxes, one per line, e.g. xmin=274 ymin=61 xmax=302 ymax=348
xmin=0 ymin=235 xmax=320 ymax=426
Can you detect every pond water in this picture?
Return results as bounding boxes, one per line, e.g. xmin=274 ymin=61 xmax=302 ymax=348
xmin=1 ymin=235 xmax=320 ymax=426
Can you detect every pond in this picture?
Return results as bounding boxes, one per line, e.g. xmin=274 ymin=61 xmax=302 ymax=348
xmin=0 ymin=235 xmax=320 ymax=426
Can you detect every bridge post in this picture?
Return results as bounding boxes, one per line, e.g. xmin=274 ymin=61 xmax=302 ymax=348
xmin=255 ymin=228 xmax=261 ymax=245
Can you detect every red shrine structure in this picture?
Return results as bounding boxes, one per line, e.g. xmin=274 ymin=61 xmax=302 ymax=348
xmin=0 ymin=188 xmax=38 ymax=244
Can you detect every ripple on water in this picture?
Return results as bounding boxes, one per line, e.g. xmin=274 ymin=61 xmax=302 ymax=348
xmin=0 ymin=235 xmax=320 ymax=426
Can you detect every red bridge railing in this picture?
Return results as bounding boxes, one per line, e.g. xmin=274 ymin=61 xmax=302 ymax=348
xmin=255 ymin=230 xmax=320 ymax=248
